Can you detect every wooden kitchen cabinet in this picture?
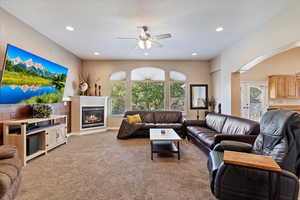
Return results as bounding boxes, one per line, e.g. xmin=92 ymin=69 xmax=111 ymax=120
xmin=268 ymin=75 xmax=299 ymax=99
xmin=269 ymin=76 xmax=277 ymax=99
xmin=286 ymin=76 xmax=297 ymax=98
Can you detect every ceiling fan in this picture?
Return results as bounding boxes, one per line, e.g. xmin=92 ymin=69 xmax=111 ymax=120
xmin=117 ymin=26 xmax=172 ymax=50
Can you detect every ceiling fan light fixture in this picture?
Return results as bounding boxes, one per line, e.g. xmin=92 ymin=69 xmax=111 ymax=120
xmin=145 ymin=40 xmax=152 ymax=49
xmin=138 ymin=40 xmax=145 ymax=49
xmin=138 ymin=40 xmax=152 ymax=49
xmin=216 ymin=26 xmax=224 ymax=32
xmin=65 ymin=25 xmax=75 ymax=31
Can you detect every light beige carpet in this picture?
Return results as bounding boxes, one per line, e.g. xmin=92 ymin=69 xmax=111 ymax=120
xmin=16 ymin=131 xmax=216 ymax=200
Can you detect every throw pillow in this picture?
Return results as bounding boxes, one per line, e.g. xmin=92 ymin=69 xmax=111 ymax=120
xmin=127 ymin=114 xmax=142 ymax=123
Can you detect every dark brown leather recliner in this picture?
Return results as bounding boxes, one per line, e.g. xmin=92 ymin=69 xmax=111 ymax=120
xmin=117 ymin=111 xmax=185 ymax=139
xmin=207 ymin=109 xmax=300 ymax=200
xmin=185 ymin=112 xmax=260 ymax=154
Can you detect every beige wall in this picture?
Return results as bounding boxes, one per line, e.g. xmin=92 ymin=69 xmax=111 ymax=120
xmin=82 ymin=60 xmax=211 ymax=127
xmin=241 ymin=47 xmax=300 ymax=105
xmin=231 ymin=72 xmax=241 ymax=116
xmin=240 ymin=47 xmax=300 ymax=81
xmin=0 ymin=8 xmax=82 ymax=97
xmin=211 ymin=70 xmax=222 ymax=112
xmin=211 ymin=1 xmax=300 ymax=114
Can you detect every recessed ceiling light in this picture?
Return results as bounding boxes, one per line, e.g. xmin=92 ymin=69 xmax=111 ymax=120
xmin=65 ymin=26 xmax=75 ymax=31
xmin=144 ymin=52 xmax=149 ymax=56
xmin=192 ymin=52 xmax=197 ymax=56
xmin=216 ymin=27 xmax=224 ymax=32
xmin=94 ymin=52 xmax=100 ymax=55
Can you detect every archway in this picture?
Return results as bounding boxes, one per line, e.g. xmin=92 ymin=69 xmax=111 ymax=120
xmin=231 ymin=41 xmax=300 ymax=120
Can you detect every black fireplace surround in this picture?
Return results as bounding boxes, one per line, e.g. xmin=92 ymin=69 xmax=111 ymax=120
xmin=81 ymin=106 xmax=104 ymax=129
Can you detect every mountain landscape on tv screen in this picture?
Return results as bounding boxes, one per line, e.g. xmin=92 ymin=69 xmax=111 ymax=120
xmin=0 ymin=44 xmax=68 ymax=104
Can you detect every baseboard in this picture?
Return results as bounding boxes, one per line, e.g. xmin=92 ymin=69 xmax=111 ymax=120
xmin=107 ymin=127 xmax=120 ymax=131
xmin=68 ymin=127 xmax=119 ymax=136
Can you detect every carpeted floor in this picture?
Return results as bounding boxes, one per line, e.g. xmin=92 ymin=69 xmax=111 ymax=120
xmin=16 ymin=131 xmax=216 ymax=200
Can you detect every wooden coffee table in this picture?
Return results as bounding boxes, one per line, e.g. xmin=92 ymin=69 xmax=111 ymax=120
xmin=150 ymin=128 xmax=182 ymax=160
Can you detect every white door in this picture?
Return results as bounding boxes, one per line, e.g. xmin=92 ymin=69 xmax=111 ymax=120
xmin=241 ymin=82 xmax=268 ymax=122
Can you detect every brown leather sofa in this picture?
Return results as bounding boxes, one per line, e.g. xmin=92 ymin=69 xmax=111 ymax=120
xmin=117 ymin=111 xmax=185 ymax=139
xmin=185 ymin=112 xmax=260 ymax=154
xmin=0 ymin=145 xmax=22 ymax=200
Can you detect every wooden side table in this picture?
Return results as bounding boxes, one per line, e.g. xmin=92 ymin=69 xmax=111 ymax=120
xmin=224 ymin=151 xmax=282 ymax=200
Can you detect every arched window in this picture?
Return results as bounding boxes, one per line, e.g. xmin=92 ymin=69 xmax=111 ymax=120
xmin=109 ymin=71 xmax=127 ymax=115
xmin=131 ymin=67 xmax=165 ymax=111
xmin=170 ymin=71 xmax=187 ymax=112
xmin=131 ymin=67 xmax=165 ymax=81
xmin=109 ymin=71 xmax=126 ymax=81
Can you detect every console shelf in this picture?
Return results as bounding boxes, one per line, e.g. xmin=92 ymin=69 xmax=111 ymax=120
xmin=3 ymin=115 xmax=68 ymax=166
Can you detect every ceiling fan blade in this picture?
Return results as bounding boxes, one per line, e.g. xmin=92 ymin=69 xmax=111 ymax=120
xmin=117 ymin=37 xmax=138 ymax=40
xmin=153 ymin=33 xmax=172 ymax=40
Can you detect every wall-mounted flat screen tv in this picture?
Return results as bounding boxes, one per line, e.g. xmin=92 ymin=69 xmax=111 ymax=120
xmin=0 ymin=44 xmax=68 ymax=104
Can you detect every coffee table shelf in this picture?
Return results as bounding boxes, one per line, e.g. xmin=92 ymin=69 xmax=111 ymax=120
xmin=151 ymin=141 xmax=178 ymax=152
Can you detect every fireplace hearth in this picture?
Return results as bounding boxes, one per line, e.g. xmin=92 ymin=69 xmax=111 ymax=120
xmin=81 ymin=106 xmax=104 ymax=129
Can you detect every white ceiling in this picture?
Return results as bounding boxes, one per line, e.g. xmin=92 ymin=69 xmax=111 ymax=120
xmin=0 ymin=0 xmax=295 ymax=60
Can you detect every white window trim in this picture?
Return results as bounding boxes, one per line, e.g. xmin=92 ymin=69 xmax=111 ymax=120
xmin=109 ymin=80 xmax=127 ymax=116
xmin=169 ymin=80 xmax=188 ymax=114
xmin=109 ymin=68 xmax=188 ymax=116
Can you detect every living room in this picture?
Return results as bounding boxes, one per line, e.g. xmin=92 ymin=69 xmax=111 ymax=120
xmin=1 ymin=0 xmax=300 ymax=200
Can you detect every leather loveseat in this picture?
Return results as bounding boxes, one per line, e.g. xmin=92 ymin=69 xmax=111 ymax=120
xmin=185 ymin=112 xmax=260 ymax=154
xmin=0 ymin=145 xmax=22 ymax=200
xmin=117 ymin=111 xmax=185 ymax=139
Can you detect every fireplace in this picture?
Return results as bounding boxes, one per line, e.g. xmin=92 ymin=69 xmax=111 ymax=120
xmin=71 ymin=96 xmax=108 ymax=133
xmin=81 ymin=106 xmax=104 ymax=129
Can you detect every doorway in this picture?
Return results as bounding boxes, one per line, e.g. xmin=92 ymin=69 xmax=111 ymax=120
xmin=240 ymin=81 xmax=268 ymax=122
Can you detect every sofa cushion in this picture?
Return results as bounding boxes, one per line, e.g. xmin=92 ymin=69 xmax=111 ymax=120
xmin=155 ymin=123 xmax=183 ymax=129
xmin=196 ymin=132 xmax=217 ymax=149
xmin=141 ymin=112 xmax=155 ymax=123
xmin=125 ymin=111 xmax=155 ymax=123
xmin=154 ymin=111 xmax=181 ymax=123
xmin=142 ymin=123 xmax=157 ymax=129
xmin=187 ymin=126 xmax=217 ymax=135
xmin=206 ymin=113 xmax=227 ymax=133
xmin=221 ymin=116 xmax=260 ymax=135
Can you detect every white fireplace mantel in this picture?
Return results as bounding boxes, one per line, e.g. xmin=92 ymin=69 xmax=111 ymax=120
xmin=71 ymin=96 xmax=108 ymax=134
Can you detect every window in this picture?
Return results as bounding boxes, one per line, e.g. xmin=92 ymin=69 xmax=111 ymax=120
xmin=132 ymin=82 xmax=164 ymax=110
xmin=170 ymin=71 xmax=187 ymax=112
xmin=131 ymin=68 xmax=165 ymax=111
xmin=109 ymin=72 xmax=127 ymax=115
xmin=109 ymin=68 xmax=187 ymax=115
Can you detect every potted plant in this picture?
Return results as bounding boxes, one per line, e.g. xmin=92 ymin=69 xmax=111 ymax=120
xmin=32 ymin=104 xmax=53 ymax=118
xmin=208 ymin=96 xmax=216 ymax=112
